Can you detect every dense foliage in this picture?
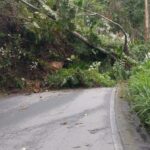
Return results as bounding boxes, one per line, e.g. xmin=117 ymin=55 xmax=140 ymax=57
xmin=128 ymin=60 xmax=150 ymax=128
xmin=46 ymin=62 xmax=115 ymax=88
xmin=0 ymin=0 xmax=124 ymax=91
xmin=0 ymin=0 xmax=148 ymax=92
xmin=109 ymin=0 xmax=144 ymax=40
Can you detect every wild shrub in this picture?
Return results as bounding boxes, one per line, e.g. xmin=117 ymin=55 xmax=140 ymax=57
xmin=128 ymin=60 xmax=150 ymax=127
xmin=130 ymin=42 xmax=150 ymax=61
xmin=111 ymin=60 xmax=130 ymax=80
xmin=46 ymin=67 xmax=115 ymax=88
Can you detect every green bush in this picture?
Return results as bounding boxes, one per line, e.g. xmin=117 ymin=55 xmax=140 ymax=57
xmin=85 ymin=70 xmax=115 ymax=87
xmin=0 ymin=75 xmax=25 ymax=90
xmin=111 ymin=60 xmax=130 ymax=80
xmin=130 ymin=42 xmax=150 ymax=61
xmin=46 ymin=67 xmax=115 ymax=88
xmin=128 ymin=60 xmax=150 ymax=127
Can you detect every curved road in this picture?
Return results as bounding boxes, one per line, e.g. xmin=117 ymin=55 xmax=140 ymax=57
xmin=0 ymin=88 xmax=122 ymax=150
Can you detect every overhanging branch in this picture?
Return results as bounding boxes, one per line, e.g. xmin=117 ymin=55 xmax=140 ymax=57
xmin=20 ymin=0 xmax=39 ymax=11
xmin=72 ymin=4 xmax=129 ymax=55
xmin=20 ymin=0 xmax=56 ymax=20
xmin=72 ymin=31 xmax=117 ymax=59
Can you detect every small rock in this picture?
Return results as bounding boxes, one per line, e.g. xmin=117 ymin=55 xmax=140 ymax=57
xmin=60 ymin=122 xmax=67 ymax=125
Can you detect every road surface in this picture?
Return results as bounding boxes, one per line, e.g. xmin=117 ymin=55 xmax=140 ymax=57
xmin=0 ymin=88 xmax=122 ymax=150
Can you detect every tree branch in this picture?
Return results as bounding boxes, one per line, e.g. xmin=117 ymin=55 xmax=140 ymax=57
xmin=72 ymin=31 xmax=117 ymax=59
xmin=71 ymin=4 xmax=129 ymax=55
xmin=90 ymin=13 xmax=129 ymax=55
xmin=37 ymin=0 xmax=58 ymax=20
xmin=20 ymin=0 xmax=57 ymax=20
xmin=20 ymin=0 xmax=39 ymax=11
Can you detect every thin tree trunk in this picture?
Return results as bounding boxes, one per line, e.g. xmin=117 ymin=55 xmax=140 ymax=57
xmin=145 ymin=0 xmax=150 ymax=41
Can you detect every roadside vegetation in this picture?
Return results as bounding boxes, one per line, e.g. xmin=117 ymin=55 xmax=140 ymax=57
xmin=128 ymin=57 xmax=150 ymax=128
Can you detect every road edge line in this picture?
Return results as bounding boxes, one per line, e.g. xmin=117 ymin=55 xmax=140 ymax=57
xmin=110 ymin=88 xmax=124 ymax=150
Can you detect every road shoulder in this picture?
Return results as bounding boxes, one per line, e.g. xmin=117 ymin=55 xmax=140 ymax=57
xmin=115 ymin=86 xmax=150 ymax=150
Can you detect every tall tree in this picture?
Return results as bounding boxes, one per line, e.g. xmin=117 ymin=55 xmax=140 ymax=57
xmin=144 ymin=0 xmax=150 ymax=40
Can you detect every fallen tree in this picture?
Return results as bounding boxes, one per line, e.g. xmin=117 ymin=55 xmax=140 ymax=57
xmin=19 ymin=0 xmax=129 ymax=59
xmin=36 ymin=0 xmax=118 ymax=59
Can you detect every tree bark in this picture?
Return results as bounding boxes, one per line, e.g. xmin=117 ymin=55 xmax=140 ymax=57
xmin=71 ymin=31 xmax=117 ymax=59
xmin=145 ymin=0 xmax=150 ymax=41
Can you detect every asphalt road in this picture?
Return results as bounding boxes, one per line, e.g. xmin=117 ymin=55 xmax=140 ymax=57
xmin=0 ymin=88 xmax=122 ymax=150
